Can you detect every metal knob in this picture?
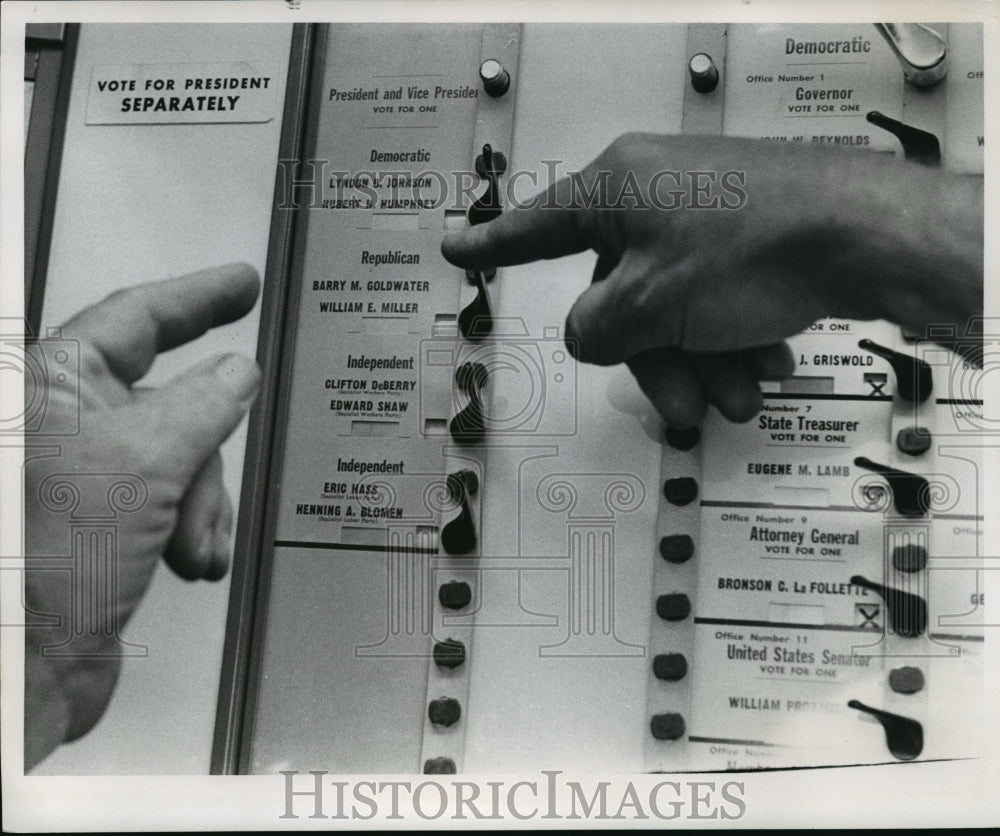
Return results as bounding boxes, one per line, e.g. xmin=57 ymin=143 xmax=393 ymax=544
xmin=688 ymin=52 xmax=719 ymax=93
xmin=479 ymin=58 xmax=510 ymax=97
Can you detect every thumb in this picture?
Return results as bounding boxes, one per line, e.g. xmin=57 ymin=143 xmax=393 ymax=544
xmin=134 ymin=354 xmax=261 ymax=483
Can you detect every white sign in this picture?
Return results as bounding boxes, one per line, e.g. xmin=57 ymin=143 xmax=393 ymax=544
xmin=85 ymin=61 xmax=279 ymax=124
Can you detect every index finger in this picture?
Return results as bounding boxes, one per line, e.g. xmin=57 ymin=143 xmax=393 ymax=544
xmin=440 ymin=175 xmax=595 ymax=270
xmin=61 ymin=262 xmax=261 ymax=384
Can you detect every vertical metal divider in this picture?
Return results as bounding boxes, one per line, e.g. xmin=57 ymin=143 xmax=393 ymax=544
xmin=880 ymin=22 xmax=948 ymax=749
xmin=211 ymin=22 xmax=325 ymax=775
xmin=25 ymin=23 xmax=79 ymax=336
xmin=642 ymin=23 xmax=728 ymax=774
xmin=418 ymin=23 xmax=523 ymax=774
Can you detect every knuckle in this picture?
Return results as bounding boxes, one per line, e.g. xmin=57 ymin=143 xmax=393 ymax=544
xmin=606 ymin=132 xmax=655 ymax=169
xmin=78 ymin=341 xmax=110 ymax=378
xmin=620 ymin=263 xmax=664 ymax=334
xmin=103 ymin=286 xmax=139 ymax=313
xmin=609 ymin=131 xmax=641 ymax=156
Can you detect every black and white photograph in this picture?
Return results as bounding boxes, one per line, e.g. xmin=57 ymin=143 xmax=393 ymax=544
xmin=3 ymin=0 xmax=998 ymax=829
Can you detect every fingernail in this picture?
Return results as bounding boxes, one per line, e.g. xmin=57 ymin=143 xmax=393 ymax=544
xmin=203 ymin=552 xmax=228 ymax=581
xmin=203 ymin=522 xmax=231 ymax=581
xmin=564 ymin=314 xmax=581 ymax=360
xmin=214 ymin=354 xmax=260 ymax=404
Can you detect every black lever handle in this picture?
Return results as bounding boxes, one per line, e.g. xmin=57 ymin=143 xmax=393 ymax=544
xmin=440 ymin=469 xmax=479 ymax=555
xmin=866 ymin=110 xmax=941 ymax=166
xmin=449 ymin=362 xmax=488 ymax=445
xmin=850 ymin=574 xmax=928 ymax=637
xmin=467 ymin=144 xmax=504 ymax=226
xmin=848 ymin=699 xmax=924 ymax=760
xmin=854 ymin=456 xmax=930 ymax=517
xmin=459 ymin=144 xmax=502 ymax=338
xmin=858 ymin=338 xmax=933 ymax=402
xmin=458 ymin=270 xmax=493 ymax=341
